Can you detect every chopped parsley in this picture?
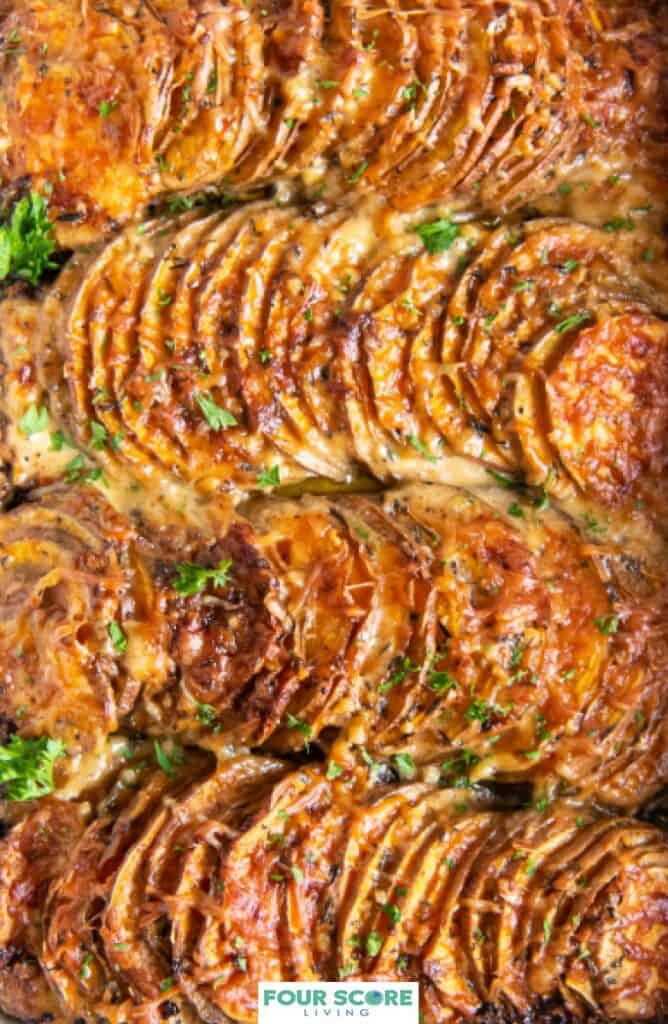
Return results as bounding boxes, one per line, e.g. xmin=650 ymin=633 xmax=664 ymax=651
xmin=485 ymin=468 xmax=522 ymax=489
xmin=89 ymin=420 xmax=108 ymax=450
xmin=196 ymin=392 xmax=237 ymax=430
xmin=154 ymin=740 xmax=184 ymax=778
xmin=257 ymin=465 xmax=281 ymax=489
xmin=196 ymin=702 xmax=218 ymax=727
xmin=98 ymin=99 xmax=118 ymax=118
xmin=172 ymin=558 xmax=233 ymax=596
xmin=107 ymin=621 xmax=127 ymax=653
xmin=414 ymin=216 xmax=459 ymax=254
xmin=365 ymin=932 xmax=383 ymax=957
xmin=509 ymin=636 xmax=525 ymax=670
xmin=441 ymin=747 xmax=479 ymax=786
xmin=554 ymin=311 xmax=592 ymax=334
xmin=50 ymin=430 xmax=73 ymax=451
xmin=582 ymin=511 xmax=606 ymax=535
xmin=0 ymin=734 xmax=66 ymax=800
xmin=380 ymin=656 xmax=419 ymax=693
xmin=0 ymin=192 xmax=57 ymax=286
xmin=80 ymin=953 xmax=94 ymax=981
xmin=393 ymin=753 xmax=416 ymax=779
xmin=348 ymin=161 xmax=368 ymax=184
xmin=18 ymin=404 xmax=49 ymax=436
xmin=428 ymin=665 xmax=458 ymax=693
xmin=464 ymin=698 xmax=506 ymax=727
xmin=382 ymin=902 xmax=402 ymax=924
xmin=326 ymin=761 xmax=344 ymax=780
xmin=64 ymin=453 xmax=106 ymax=486
xmin=285 ymin=713 xmax=312 ymax=748
xmin=407 ymin=434 xmax=438 ymax=463
xmin=603 ymin=217 xmax=634 ymax=232
xmin=594 ymin=614 xmax=619 ymax=636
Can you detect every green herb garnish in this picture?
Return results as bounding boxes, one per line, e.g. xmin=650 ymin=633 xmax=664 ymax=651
xmin=107 ymin=621 xmax=127 ymax=653
xmin=196 ymin=392 xmax=237 ymax=430
xmin=393 ymin=753 xmax=416 ymax=779
xmin=0 ymin=735 xmax=65 ymax=800
xmin=18 ymin=404 xmax=48 ymax=436
xmin=407 ymin=434 xmax=438 ymax=463
xmin=0 ymin=192 xmax=57 ymax=286
xmin=257 ymin=465 xmax=281 ymax=489
xmin=554 ymin=311 xmax=592 ymax=334
xmin=172 ymin=558 xmax=233 ymax=596
xmin=414 ymin=217 xmax=459 ymax=254
xmin=154 ymin=740 xmax=184 ymax=778
xmin=594 ymin=614 xmax=619 ymax=636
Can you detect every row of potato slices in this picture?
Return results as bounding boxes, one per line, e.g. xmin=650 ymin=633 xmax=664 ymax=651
xmin=2 ymin=0 xmax=661 ymax=237
xmin=0 ymin=482 xmax=665 ymax=809
xmin=1 ymin=755 xmax=666 ymax=1024
xmin=21 ymin=203 xmax=667 ymax=526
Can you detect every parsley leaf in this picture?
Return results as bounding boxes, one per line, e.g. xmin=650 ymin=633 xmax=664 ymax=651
xmin=485 ymin=467 xmax=522 ymax=490
xmin=98 ymin=99 xmax=118 ymax=118
xmin=407 ymin=434 xmax=438 ymax=463
xmin=50 ymin=430 xmax=73 ymax=451
xmin=107 ymin=621 xmax=127 ymax=653
xmin=0 ymin=735 xmax=65 ymax=800
xmin=604 ymin=217 xmax=634 ymax=232
xmin=393 ymin=753 xmax=416 ymax=779
xmin=196 ymin=702 xmax=218 ymax=726
xmin=257 ymin=465 xmax=280 ymax=489
xmin=153 ymin=739 xmax=184 ymax=778
xmin=0 ymin=192 xmax=57 ymax=287
xmin=554 ymin=311 xmax=592 ymax=334
xmin=18 ymin=404 xmax=49 ymax=436
xmin=428 ymin=666 xmax=458 ymax=693
xmin=64 ymin=453 xmax=106 ymax=486
xmin=285 ymin=713 xmax=312 ymax=748
xmin=379 ymin=656 xmax=419 ymax=693
xmin=196 ymin=392 xmax=237 ymax=430
xmin=89 ymin=420 xmax=108 ymax=450
xmin=594 ymin=614 xmax=619 ymax=636
xmin=348 ymin=161 xmax=368 ymax=184
xmin=172 ymin=558 xmax=233 ymax=596
xmin=464 ymin=698 xmax=507 ymax=726
xmin=414 ymin=217 xmax=459 ymax=254
xmin=382 ymin=902 xmax=402 ymax=924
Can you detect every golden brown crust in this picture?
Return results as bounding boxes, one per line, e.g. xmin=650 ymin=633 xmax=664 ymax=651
xmin=0 ymin=486 xmax=171 ymax=765
xmin=0 ymin=6 xmax=666 ymax=1024
xmin=0 ymin=483 xmax=664 ymax=810
xmin=0 ymin=799 xmax=86 ymax=1021
xmin=2 ymin=207 xmax=664 ymax=530
xmin=4 ymin=763 xmax=666 ymax=1023
xmin=0 ymin=0 xmax=665 ymax=240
